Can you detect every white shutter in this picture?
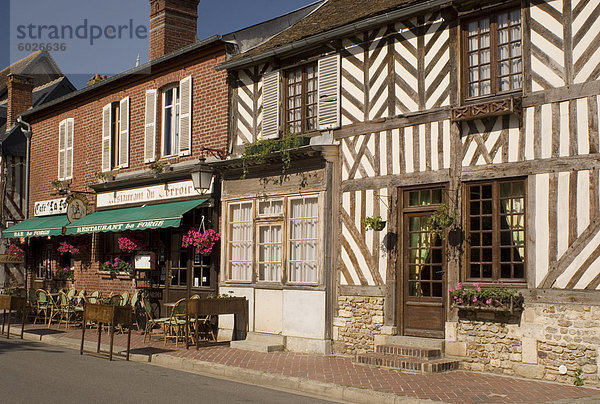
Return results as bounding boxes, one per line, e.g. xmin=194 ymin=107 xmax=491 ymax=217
xmin=317 ymin=53 xmax=341 ymax=130
xmin=262 ymin=70 xmax=280 ymax=139
xmin=179 ymin=76 xmax=192 ymax=156
xmin=57 ymin=120 xmax=66 ymax=180
xmin=144 ymin=90 xmax=157 ymax=163
xmin=101 ymin=104 xmax=112 ymax=172
xmin=65 ymin=119 xmax=74 ymax=179
xmin=119 ymin=97 xmax=130 ymax=168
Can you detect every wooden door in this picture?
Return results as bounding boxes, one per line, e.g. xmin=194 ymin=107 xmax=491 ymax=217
xmin=400 ymin=188 xmax=446 ymax=338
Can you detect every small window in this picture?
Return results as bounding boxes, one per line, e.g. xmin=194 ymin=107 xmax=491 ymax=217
xmin=228 ymin=202 xmax=253 ymax=282
xmin=162 ymin=85 xmax=180 ymax=156
xmin=406 ymin=188 xmax=443 ymax=207
xmin=257 ymin=224 xmax=283 ymax=282
xmin=464 ymin=9 xmax=522 ymax=99
xmin=466 ymin=180 xmax=526 ymax=282
xmin=284 ymin=63 xmax=318 ymax=134
xmin=288 ymin=196 xmax=319 ymax=283
xmin=258 ymin=200 xmax=283 ymax=217
xmin=170 ymin=234 xmax=187 ymax=287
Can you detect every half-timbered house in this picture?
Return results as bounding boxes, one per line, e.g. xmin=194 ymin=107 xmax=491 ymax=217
xmin=217 ymin=0 xmax=600 ymax=384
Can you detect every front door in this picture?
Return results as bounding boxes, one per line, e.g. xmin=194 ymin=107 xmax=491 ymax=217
xmin=401 ymin=188 xmax=446 ymax=338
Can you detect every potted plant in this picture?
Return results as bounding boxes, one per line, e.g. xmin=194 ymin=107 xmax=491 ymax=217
xmin=100 ymin=258 xmax=133 ymax=276
xmin=150 ymin=161 xmax=169 ymax=177
xmin=181 ymin=228 xmax=220 ymax=255
xmin=51 ymin=179 xmax=71 ymax=195
xmin=54 ymin=267 xmax=74 ymax=281
xmin=57 ymin=241 xmax=80 ymax=256
xmin=241 ymin=132 xmax=309 ymax=178
xmin=363 ymin=215 xmax=386 ymax=231
xmin=7 ymin=242 xmax=24 ymax=259
xmin=450 ymin=282 xmax=524 ymax=313
xmin=118 ymin=235 xmax=146 ymax=253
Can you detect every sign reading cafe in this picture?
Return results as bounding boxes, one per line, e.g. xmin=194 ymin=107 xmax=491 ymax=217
xmin=96 ymin=180 xmax=210 ymax=208
xmin=34 ymin=197 xmax=68 ymax=217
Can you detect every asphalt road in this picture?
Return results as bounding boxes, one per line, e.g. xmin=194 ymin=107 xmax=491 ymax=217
xmin=0 ymin=338 xmax=335 ymax=404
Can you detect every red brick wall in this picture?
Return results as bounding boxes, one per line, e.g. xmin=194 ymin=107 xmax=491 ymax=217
xmin=28 ymin=48 xmax=228 ymax=216
xmin=7 ymin=74 xmax=34 ymax=127
xmin=26 ymin=47 xmax=228 ymax=295
xmin=149 ymin=0 xmax=200 ymax=60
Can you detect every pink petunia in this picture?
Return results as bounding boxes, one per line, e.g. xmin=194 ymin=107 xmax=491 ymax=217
xmin=472 ymin=297 xmax=477 ymax=303
xmin=485 ymin=299 xmax=492 ymax=304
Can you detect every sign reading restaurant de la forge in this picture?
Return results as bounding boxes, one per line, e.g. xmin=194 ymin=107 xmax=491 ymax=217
xmin=96 ymin=180 xmax=211 ymax=208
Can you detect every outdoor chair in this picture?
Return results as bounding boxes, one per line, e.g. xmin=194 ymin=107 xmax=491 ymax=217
xmin=141 ymin=297 xmax=162 ymax=343
xmin=74 ymin=290 xmax=86 ymax=309
xmin=160 ymin=298 xmax=187 ymax=347
xmin=34 ymin=289 xmax=49 ymax=325
xmin=130 ymin=291 xmax=141 ymax=331
xmin=186 ymin=295 xmax=215 ymax=342
xmin=58 ymin=291 xmax=77 ymax=329
xmin=46 ymin=292 xmax=60 ymax=328
xmin=88 ymin=290 xmax=101 ymax=304
xmin=119 ymin=291 xmax=130 ymax=307
xmin=27 ymin=289 xmax=37 ymax=317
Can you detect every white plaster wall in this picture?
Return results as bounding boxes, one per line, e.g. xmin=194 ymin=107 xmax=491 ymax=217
xmin=282 ymin=289 xmax=326 ymax=339
xmin=254 ymin=288 xmax=283 ymax=334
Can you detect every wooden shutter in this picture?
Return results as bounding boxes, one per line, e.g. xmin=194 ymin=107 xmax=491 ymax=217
xmin=65 ymin=119 xmax=74 ymax=179
xmin=179 ymin=76 xmax=192 ymax=156
xmin=101 ymin=104 xmax=112 ymax=172
xmin=317 ymin=53 xmax=341 ymax=130
xmin=119 ymin=97 xmax=130 ymax=168
xmin=144 ymin=90 xmax=157 ymax=163
xmin=58 ymin=120 xmax=67 ymax=180
xmin=262 ymin=70 xmax=280 ymax=139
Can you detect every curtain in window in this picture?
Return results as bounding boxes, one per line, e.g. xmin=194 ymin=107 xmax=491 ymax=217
xmin=258 ymin=225 xmax=282 ymax=282
xmin=230 ymin=203 xmax=253 ymax=281
xmin=289 ymin=197 xmax=318 ymax=283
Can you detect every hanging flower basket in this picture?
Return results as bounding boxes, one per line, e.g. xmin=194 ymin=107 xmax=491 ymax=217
xmin=57 ymin=241 xmax=80 ymax=256
xmin=7 ymin=243 xmax=24 ymax=258
xmin=118 ymin=235 xmax=146 ymax=253
xmin=182 ymin=228 xmax=220 ymax=255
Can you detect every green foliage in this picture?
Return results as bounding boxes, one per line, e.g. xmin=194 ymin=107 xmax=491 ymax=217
xmin=100 ymin=258 xmax=132 ymax=273
xmin=151 ymin=161 xmax=169 ymax=175
xmin=362 ymin=215 xmax=386 ymax=231
xmin=51 ymin=180 xmax=70 ymax=194
xmin=426 ymin=203 xmax=457 ymax=232
xmin=450 ymin=281 xmax=523 ymax=309
xmin=95 ymin=171 xmax=111 ymax=182
xmin=574 ymin=368 xmax=584 ymax=386
xmin=241 ymin=133 xmax=306 ymax=179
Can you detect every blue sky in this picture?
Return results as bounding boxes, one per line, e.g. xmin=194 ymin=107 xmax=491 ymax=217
xmin=0 ymin=0 xmax=317 ymax=89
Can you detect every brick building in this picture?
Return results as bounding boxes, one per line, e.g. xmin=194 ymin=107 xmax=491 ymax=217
xmin=3 ymin=0 xmax=319 ymax=312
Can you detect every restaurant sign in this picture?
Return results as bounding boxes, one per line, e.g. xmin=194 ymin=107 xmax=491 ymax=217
xmin=34 ymin=197 xmax=68 ymax=217
xmin=0 ymin=254 xmax=24 ymax=264
xmin=96 ymin=180 xmax=210 ymax=208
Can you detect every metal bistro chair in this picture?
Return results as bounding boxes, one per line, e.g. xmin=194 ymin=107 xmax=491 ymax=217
xmin=88 ymin=290 xmax=101 ymax=305
xmin=141 ymin=297 xmax=161 ymax=343
xmin=161 ymin=299 xmax=187 ymax=347
xmin=58 ymin=291 xmax=77 ymax=330
xmin=46 ymin=292 xmax=61 ymax=328
xmin=34 ymin=289 xmax=49 ymax=325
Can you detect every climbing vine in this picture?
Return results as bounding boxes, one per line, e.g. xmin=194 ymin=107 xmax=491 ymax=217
xmin=241 ymin=133 xmax=307 ymax=179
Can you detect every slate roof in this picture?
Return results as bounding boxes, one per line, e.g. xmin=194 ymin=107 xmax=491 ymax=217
xmin=222 ymin=0 xmax=415 ymax=67
xmin=0 ymin=50 xmax=63 ymax=99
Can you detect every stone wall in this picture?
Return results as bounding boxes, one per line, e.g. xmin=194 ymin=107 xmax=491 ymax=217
xmin=446 ymin=302 xmax=600 ymax=387
xmin=332 ymin=295 xmax=384 ymax=354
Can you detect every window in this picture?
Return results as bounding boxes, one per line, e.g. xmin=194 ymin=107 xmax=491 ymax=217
xmin=102 ymin=98 xmax=129 ymax=172
xmin=160 ymin=76 xmax=192 ymax=158
xmin=170 ymin=234 xmax=187 ymax=287
xmin=464 ymin=9 xmax=522 ymax=99
xmin=466 ymin=180 xmax=526 ymax=282
xmin=257 ymin=224 xmax=282 ymax=282
xmin=284 ymin=64 xmax=318 ymax=134
xmin=288 ymin=196 xmax=319 ymax=283
xmin=228 ymin=202 xmax=253 ymax=282
xmin=258 ymin=200 xmax=283 ymax=217
xmin=162 ymin=86 xmax=180 ymax=156
xmin=58 ymin=118 xmax=74 ymax=180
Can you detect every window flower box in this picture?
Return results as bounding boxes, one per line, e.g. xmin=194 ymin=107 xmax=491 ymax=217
xmin=450 ymin=282 xmax=524 ymax=314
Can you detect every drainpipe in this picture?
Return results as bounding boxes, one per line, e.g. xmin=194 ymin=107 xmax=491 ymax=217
xmin=16 ymin=116 xmax=31 ymax=220
xmin=16 ymin=116 xmax=32 ymax=291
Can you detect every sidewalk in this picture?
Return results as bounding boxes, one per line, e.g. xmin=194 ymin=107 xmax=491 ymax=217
xmin=7 ymin=323 xmax=600 ymax=404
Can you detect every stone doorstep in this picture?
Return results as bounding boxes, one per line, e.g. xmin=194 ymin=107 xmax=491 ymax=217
xmin=376 ymin=344 xmax=442 ymax=360
xmin=229 ymin=340 xmax=285 ymax=353
xmin=356 ymin=352 xmax=459 ymax=373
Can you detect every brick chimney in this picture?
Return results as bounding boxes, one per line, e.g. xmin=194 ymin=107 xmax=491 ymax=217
xmin=6 ymin=73 xmax=34 ymax=130
xmin=149 ymin=0 xmax=200 ymax=60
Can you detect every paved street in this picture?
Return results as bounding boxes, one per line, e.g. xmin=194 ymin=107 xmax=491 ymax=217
xmin=0 ymin=338 xmax=334 ymax=404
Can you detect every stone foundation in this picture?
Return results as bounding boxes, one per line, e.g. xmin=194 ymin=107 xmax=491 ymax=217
xmin=332 ymin=295 xmax=384 ymax=354
xmin=446 ymin=302 xmax=600 ymax=387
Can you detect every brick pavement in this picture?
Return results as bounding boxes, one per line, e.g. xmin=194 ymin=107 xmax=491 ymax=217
xmin=13 ymin=323 xmax=600 ymax=404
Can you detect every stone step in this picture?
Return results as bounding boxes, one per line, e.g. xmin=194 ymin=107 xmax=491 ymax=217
xmin=244 ymin=332 xmax=286 ymax=345
xmin=379 ymin=335 xmax=445 ymax=351
xmin=229 ymin=340 xmax=285 ymax=353
xmin=355 ymin=353 xmax=459 ymax=373
xmin=376 ymin=344 xmax=442 ymax=360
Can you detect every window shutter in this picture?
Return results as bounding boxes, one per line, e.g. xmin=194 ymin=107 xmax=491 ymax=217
xmin=144 ymin=90 xmax=157 ymax=163
xmin=58 ymin=120 xmax=66 ymax=180
xmin=262 ymin=70 xmax=280 ymax=139
xmin=101 ymin=104 xmax=112 ymax=172
xmin=317 ymin=53 xmax=341 ymax=130
xmin=179 ymin=76 xmax=192 ymax=156
xmin=119 ymin=97 xmax=130 ymax=168
xmin=65 ymin=119 xmax=74 ymax=179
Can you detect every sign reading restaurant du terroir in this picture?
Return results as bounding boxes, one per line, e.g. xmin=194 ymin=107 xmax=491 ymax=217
xmin=96 ymin=180 xmax=209 ymax=208
xmin=34 ymin=197 xmax=68 ymax=217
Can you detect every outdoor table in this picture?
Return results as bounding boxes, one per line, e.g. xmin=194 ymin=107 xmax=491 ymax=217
xmin=185 ymin=297 xmax=248 ymax=350
xmin=80 ymin=304 xmax=132 ymax=361
xmin=0 ymin=295 xmax=27 ymax=339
